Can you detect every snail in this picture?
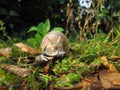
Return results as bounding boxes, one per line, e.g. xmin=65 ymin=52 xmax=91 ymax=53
xmin=34 ymin=31 xmax=68 ymax=66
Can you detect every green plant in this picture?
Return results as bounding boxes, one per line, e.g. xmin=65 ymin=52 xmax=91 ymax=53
xmin=0 ymin=20 xmax=11 ymax=40
xmin=54 ymin=73 xmax=80 ymax=87
xmin=25 ymin=68 xmax=39 ymax=90
xmin=0 ymin=69 xmax=21 ymax=88
xmin=114 ymin=25 xmax=120 ymax=37
xmin=52 ymin=57 xmax=91 ymax=87
xmin=0 ymin=20 xmax=7 ymax=37
xmin=27 ymin=19 xmax=64 ymax=48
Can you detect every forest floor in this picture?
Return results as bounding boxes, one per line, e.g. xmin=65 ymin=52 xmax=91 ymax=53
xmin=0 ymin=34 xmax=120 ymax=90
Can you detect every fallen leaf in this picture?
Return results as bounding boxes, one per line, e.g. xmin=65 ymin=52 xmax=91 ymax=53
xmin=99 ymin=70 xmax=120 ymax=89
xmin=44 ymin=63 xmax=50 ymax=74
xmin=0 ymin=86 xmax=8 ymax=90
xmin=109 ymin=55 xmax=120 ymax=61
xmin=0 ymin=47 xmax=12 ymax=58
xmin=81 ymin=78 xmax=92 ymax=90
xmin=14 ymin=42 xmax=39 ymax=54
xmin=21 ymin=80 xmax=27 ymax=86
xmin=1 ymin=64 xmax=32 ymax=78
xmin=100 ymin=56 xmax=118 ymax=72
xmin=85 ymin=71 xmax=104 ymax=90
xmin=0 ymin=73 xmax=3 ymax=78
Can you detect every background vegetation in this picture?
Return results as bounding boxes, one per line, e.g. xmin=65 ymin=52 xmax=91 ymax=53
xmin=0 ymin=0 xmax=119 ymax=40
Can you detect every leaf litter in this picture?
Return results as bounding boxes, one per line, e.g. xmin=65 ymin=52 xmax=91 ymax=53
xmin=0 ymin=40 xmax=120 ymax=90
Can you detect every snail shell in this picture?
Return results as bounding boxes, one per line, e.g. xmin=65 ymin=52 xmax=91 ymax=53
xmin=41 ymin=31 xmax=68 ymax=54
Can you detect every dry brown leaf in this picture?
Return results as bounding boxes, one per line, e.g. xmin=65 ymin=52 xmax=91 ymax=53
xmin=99 ymin=70 xmax=120 ymax=89
xmin=0 ymin=47 xmax=12 ymax=58
xmin=0 ymin=53 xmax=3 ymax=57
xmin=85 ymin=73 xmax=103 ymax=90
xmin=0 ymin=86 xmax=8 ymax=90
xmin=44 ymin=64 xmax=50 ymax=74
xmin=100 ymin=56 xmax=118 ymax=72
xmin=81 ymin=78 xmax=92 ymax=90
xmin=0 ymin=73 xmax=3 ymax=78
xmin=1 ymin=64 xmax=32 ymax=78
xmin=14 ymin=42 xmax=39 ymax=54
xmin=109 ymin=55 xmax=120 ymax=61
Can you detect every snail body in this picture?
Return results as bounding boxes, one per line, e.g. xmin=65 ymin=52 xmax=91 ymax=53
xmin=34 ymin=31 xmax=68 ymax=66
